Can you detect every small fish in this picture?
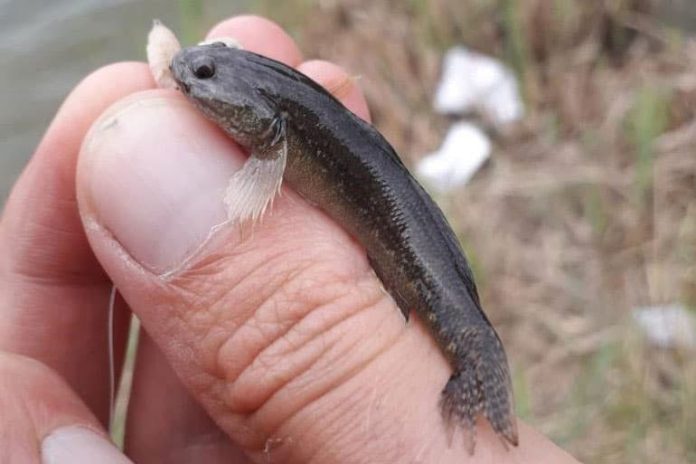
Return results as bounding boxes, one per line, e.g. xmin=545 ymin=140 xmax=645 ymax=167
xmin=166 ymin=35 xmax=518 ymax=450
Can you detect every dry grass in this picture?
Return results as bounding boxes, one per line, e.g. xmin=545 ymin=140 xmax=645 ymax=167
xmin=245 ymin=1 xmax=696 ymax=462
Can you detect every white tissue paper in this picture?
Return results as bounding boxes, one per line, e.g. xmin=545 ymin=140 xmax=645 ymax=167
xmin=416 ymin=121 xmax=492 ymax=193
xmin=434 ymin=46 xmax=524 ymax=127
xmin=633 ymin=304 xmax=696 ymax=349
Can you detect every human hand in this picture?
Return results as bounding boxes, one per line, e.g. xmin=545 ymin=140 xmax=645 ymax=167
xmin=0 ymin=15 xmax=579 ymax=463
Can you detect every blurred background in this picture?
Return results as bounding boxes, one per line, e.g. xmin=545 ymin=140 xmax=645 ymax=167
xmin=2 ymin=1 xmax=695 ymax=462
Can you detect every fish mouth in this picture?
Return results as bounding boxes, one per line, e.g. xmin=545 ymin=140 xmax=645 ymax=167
xmin=169 ymin=53 xmax=191 ymax=94
xmin=177 ymin=79 xmax=190 ymax=94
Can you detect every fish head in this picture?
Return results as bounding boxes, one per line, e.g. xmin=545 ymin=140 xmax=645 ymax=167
xmin=171 ymin=43 xmax=280 ymax=149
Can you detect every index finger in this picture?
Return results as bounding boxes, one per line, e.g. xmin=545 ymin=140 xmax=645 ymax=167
xmin=207 ymin=15 xmax=303 ymax=67
xmin=207 ymin=16 xmax=371 ymax=121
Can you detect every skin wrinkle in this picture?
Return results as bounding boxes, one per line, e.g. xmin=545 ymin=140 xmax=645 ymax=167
xmin=159 ymin=339 xmax=228 ymax=431
xmin=205 ymin=251 xmax=319 ymax=378
xmin=12 ymin=201 xmax=77 ymax=238
xmin=201 ymin=240 xmax=329 ymax=330
xmin=177 ymin=260 xmax=395 ymax=455
xmin=223 ymin=254 xmax=378 ymax=361
xmin=224 ymin=272 xmax=312 ymax=371
xmin=222 ymin=257 xmax=358 ymax=376
xmin=272 ymin=276 xmax=388 ymax=372
xmin=298 ymin=330 xmax=431 ymax=464
xmin=217 ymin=270 xmax=359 ymax=405
xmin=228 ymin=278 xmax=376 ymax=413
xmin=247 ymin=288 xmax=402 ymax=443
xmin=177 ymin=229 xmax=310 ymax=306
xmin=303 ymin=387 xmax=390 ymax=464
xmin=159 ymin=227 xmax=341 ymax=390
xmin=4 ymin=268 xmax=108 ymax=289
xmin=292 ymin=288 xmax=396 ymax=393
xmin=275 ymin=309 xmax=376 ymax=399
xmin=300 ymin=316 xmax=449 ymax=463
xmin=263 ymin=309 xmax=406 ymax=463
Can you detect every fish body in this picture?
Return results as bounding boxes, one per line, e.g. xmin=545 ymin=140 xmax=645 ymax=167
xmin=171 ymin=43 xmax=518 ymax=448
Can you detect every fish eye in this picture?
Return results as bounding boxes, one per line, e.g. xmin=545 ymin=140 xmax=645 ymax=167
xmin=191 ymin=56 xmax=215 ymax=79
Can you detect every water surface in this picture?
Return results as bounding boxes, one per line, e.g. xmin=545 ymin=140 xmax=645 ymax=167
xmin=0 ymin=0 xmax=243 ymax=201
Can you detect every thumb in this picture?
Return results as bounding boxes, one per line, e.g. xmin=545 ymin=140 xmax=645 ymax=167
xmin=76 ymin=90 xmax=543 ymax=463
xmin=78 ymin=90 xmax=243 ymax=274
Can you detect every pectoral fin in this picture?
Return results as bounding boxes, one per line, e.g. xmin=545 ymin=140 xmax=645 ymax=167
xmin=147 ymin=20 xmax=181 ymax=89
xmin=223 ymin=137 xmax=287 ymax=224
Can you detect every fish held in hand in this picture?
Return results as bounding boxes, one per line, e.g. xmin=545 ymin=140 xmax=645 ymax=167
xmin=161 ymin=33 xmax=518 ymax=451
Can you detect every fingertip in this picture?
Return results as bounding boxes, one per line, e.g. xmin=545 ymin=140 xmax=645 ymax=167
xmin=207 ymin=15 xmax=303 ymax=66
xmin=68 ymin=62 xmax=155 ymax=117
xmin=297 ymin=60 xmax=372 ymax=122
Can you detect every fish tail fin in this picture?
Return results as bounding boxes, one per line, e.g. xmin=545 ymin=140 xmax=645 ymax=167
xmin=439 ymin=325 xmax=518 ymax=452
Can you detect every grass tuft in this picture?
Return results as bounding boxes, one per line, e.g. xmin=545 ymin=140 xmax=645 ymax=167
xmin=626 ymin=85 xmax=671 ymax=203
